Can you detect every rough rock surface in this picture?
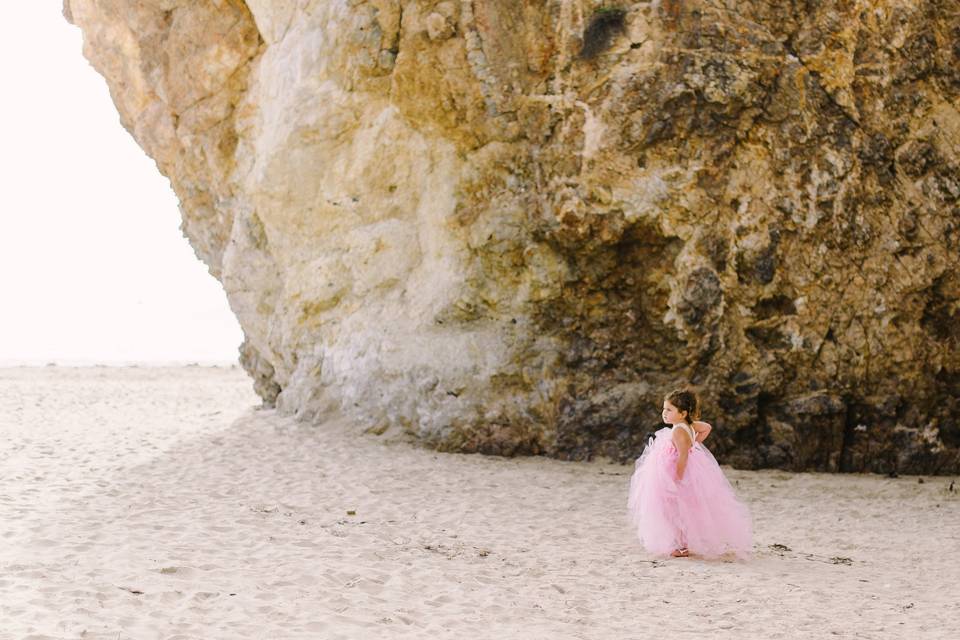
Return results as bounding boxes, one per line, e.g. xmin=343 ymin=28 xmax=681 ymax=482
xmin=65 ymin=0 xmax=960 ymax=473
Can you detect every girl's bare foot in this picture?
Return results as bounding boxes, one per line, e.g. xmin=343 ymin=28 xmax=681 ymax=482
xmin=671 ymin=548 xmax=689 ymax=557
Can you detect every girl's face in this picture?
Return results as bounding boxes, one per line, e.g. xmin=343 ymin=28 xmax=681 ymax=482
xmin=661 ymin=400 xmax=688 ymax=425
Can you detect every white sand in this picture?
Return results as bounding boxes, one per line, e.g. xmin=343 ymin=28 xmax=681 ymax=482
xmin=1 ymin=366 xmax=958 ymax=639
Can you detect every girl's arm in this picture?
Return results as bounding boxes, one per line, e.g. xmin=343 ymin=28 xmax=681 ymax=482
xmin=672 ymin=429 xmax=691 ymax=480
xmin=691 ymin=420 xmax=712 ymax=443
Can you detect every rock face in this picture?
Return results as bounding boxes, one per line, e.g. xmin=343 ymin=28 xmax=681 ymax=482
xmin=65 ymin=0 xmax=960 ymax=474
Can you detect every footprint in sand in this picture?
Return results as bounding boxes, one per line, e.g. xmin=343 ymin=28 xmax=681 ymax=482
xmin=425 ymin=594 xmax=454 ymax=607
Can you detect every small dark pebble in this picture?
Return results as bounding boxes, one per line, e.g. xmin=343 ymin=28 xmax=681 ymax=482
xmin=918 ymin=478 xmax=925 ymax=484
xmin=887 ymin=470 xmax=898 ymax=478
xmin=770 ymin=543 xmax=791 ymax=552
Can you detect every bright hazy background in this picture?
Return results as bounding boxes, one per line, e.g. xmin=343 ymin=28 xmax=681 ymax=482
xmin=0 ymin=5 xmax=243 ymax=366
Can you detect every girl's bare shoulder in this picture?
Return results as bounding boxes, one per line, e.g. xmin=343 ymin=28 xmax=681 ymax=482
xmin=671 ymin=423 xmax=694 ymax=439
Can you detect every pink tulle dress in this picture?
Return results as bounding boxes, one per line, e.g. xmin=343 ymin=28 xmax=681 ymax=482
xmin=626 ymin=422 xmax=752 ymax=560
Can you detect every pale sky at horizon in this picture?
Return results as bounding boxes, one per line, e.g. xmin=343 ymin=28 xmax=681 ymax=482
xmin=0 ymin=5 xmax=243 ymax=366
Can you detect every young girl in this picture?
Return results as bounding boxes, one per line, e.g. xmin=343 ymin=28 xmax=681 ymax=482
xmin=626 ymin=388 xmax=752 ymax=559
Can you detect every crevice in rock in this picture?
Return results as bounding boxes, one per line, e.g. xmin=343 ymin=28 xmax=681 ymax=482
xmin=752 ymin=390 xmax=776 ymax=468
xmin=753 ymin=294 xmax=797 ymax=320
xmin=810 ymin=325 xmax=836 ymax=367
xmin=839 ymin=397 xmax=856 ymax=472
xmin=394 ymin=2 xmax=403 ymax=57
xmin=578 ymin=7 xmax=627 ymax=60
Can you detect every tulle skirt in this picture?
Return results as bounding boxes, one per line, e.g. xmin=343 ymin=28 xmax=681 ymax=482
xmin=626 ymin=427 xmax=753 ymax=560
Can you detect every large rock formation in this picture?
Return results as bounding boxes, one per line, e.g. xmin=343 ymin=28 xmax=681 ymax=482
xmin=66 ymin=0 xmax=960 ymax=474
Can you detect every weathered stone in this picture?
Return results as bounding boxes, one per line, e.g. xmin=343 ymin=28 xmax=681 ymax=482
xmin=66 ymin=1 xmax=960 ymax=473
xmin=238 ymin=339 xmax=280 ymax=408
xmin=425 ymin=12 xmax=454 ymax=41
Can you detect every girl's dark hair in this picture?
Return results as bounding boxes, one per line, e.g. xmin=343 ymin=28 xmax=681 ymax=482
xmin=665 ymin=387 xmax=701 ymax=422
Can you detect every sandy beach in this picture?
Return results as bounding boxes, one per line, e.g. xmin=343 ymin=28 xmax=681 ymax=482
xmin=1 ymin=366 xmax=957 ymax=639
